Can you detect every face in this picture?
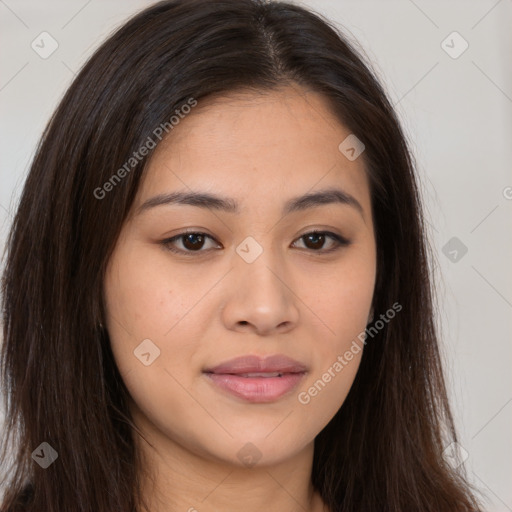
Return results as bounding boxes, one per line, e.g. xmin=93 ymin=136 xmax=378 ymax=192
xmin=103 ymin=85 xmax=376 ymax=468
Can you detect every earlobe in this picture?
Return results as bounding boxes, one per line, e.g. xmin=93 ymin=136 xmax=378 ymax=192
xmin=367 ymin=308 xmax=374 ymax=324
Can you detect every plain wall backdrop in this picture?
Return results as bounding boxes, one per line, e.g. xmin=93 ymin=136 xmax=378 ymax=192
xmin=1 ymin=1 xmax=511 ymax=510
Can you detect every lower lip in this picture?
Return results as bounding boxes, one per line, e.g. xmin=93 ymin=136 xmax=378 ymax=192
xmin=204 ymin=372 xmax=306 ymax=403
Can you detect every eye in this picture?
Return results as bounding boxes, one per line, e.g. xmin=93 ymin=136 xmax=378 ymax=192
xmin=291 ymin=230 xmax=350 ymax=253
xmin=161 ymin=232 xmax=219 ymax=254
xmin=160 ymin=230 xmax=350 ymax=256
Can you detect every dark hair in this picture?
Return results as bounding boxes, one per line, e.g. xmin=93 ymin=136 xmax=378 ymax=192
xmin=1 ymin=0 xmax=484 ymax=510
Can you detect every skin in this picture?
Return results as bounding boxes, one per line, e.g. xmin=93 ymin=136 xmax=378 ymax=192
xmin=103 ymin=84 xmax=377 ymax=512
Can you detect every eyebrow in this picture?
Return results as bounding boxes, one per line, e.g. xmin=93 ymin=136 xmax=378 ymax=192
xmin=136 ymin=187 xmax=364 ymax=218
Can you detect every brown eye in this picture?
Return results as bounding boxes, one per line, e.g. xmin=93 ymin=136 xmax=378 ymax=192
xmin=181 ymin=233 xmax=206 ymax=251
xmin=162 ymin=232 xmax=219 ymax=254
xmin=161 ymin=230 xmax=349 ymax=256
xmin=292 ymin=231 xmax=349 ymax=253
xmin=302 ymin=232 xmax=326 ymax=250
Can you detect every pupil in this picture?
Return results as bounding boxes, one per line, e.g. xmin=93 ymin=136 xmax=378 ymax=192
xmin=184 ymin=234 xmax=204 ymax=250
xmin=306 ymin=233 xmax=324 ymax=249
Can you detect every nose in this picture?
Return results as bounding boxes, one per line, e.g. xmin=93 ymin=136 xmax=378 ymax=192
xmin=220 ymin=249 xmax=300 ymax=336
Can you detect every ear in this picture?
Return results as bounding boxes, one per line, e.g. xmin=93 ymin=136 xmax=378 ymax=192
xmin=367 ymin=307 xmax=374 ymax=324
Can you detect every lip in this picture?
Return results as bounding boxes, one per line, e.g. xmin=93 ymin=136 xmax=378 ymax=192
xmin=204 ymin=354 xmax=308 ymax=374
xmin=203 ymin=354 xmax=308 ymax=403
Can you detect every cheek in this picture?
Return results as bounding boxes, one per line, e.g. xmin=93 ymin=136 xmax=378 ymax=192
xmin=295 ymin=347 xmax=362 ymax=442
xmin=295 ymin=279 xmax=367 ymax=427
xmin=104 ymin=243 xmax=209 ymax=339
xmin=103 ymin=253 xmax=205 ymax=434
xmin=293 ymin=253 xmax=373 ymax=421
xmin=103 ymin=247 xmax=208 ymax=386
xmin=299 ymin=252 xmax=375 ymax=345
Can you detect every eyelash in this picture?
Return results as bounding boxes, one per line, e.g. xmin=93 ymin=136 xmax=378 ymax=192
xmin=160 ymin=230 xmax=350 ymax=256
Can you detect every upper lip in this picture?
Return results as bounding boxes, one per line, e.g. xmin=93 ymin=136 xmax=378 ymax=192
xmin=204 ymin=354 xmax=308 ymax=374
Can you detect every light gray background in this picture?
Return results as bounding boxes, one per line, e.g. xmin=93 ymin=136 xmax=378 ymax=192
xmin=1 ymin=1 xmax=511 ymax=510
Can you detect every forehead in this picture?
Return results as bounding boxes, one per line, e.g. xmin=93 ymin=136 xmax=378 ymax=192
xmin=134 ymin=85 xmax=371 ymax=218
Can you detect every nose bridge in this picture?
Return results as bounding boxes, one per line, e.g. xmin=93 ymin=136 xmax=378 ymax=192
xmin=221 ymin=234 xmax=299 ymax=334
xmin=236 ymin=235 xmax=288 ymax=304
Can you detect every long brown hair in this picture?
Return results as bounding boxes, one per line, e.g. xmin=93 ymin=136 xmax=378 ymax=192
xmin=0 ymin=0 xmax=484 ymax=510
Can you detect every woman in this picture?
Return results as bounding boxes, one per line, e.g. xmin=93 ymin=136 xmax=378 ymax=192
xmin=0 ymin=0 xmax=483 ymax=510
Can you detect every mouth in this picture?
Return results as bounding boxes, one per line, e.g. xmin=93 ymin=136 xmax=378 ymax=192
xmin=203 ymin=371 xmax=306 ymax=403
xmin=203 ymin=354 xmax=308 ymax=403
xmin=203 ymin=353 xmax=308 ymax=375
xmin=222 ymin=371 xmax=285 ymax=378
